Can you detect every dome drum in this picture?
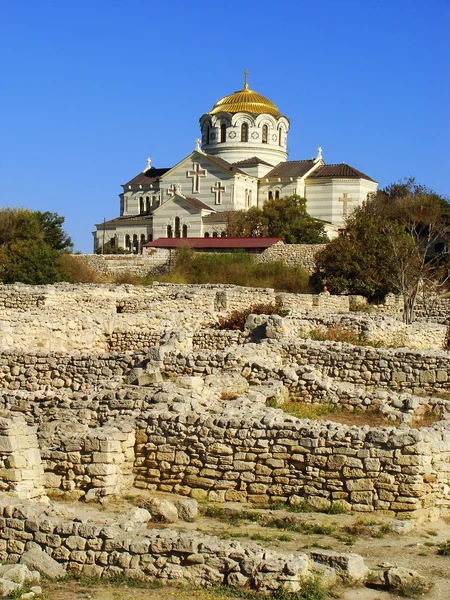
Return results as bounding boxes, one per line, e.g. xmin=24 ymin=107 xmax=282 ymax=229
xmin=200 ymin=83 xmax=290 ymax=166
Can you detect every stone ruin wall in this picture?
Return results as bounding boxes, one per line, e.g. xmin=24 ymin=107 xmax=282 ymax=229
xmin=78 ymin=243 xmax=325 ymax=277
xmin=1 ymin=334 xmax=450 ymax=516
xmin=0 ymin=282 xmax=449 ymax=518
xmin=0 ymin=496 xmax=312 ymax=592
xmin=134 ymin=409 xmax=450 ymax=515
xmin=0 ymin=384 xmax=449 ymax=517
xmin=254 ymin=242 xmax=326 ymax=273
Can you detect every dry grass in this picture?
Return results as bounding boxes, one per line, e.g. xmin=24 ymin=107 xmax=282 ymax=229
xmin=282 ymin=401 xmax=399 ymax=427
xmin=150 ymin=247 xmax=311 ymax=293
xmin=58 ymin=254 xmax=103 ymax=283
xmin=307 ymin=324 xmax=382 ymax=347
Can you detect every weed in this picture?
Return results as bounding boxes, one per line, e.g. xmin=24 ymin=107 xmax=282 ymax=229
xmin=306 ymin=324 xmax=382 ymax=348
xmin=277 ymin=534 xmax=293 ymax=542
xmin=220 ymin=392 xmax=239 ymax=400
xmin=63 ymin=572 xmax=163 ymax=589
xmin=202 ymin=505 xmax=226 ymax=519
xmin=345 ymin=517 xmax=391 ymax=539
xmin=215 ymin=301 xmax=286 ymax=331
xmin=215 ymin=576 xmax=328 ymax=600
xmin=249 ymin=533 xmax=273 ymax=542
xmin=437 ymin=539 xmax=450 ymax=556
xmin=282 ymin=400 xmax=399 ymax=428
xmin=327 ymin=502 xmax=349 ymax=515
xmin=263 ymin=517 xmax=335 ymax=536
xmin=268 ymin=501 xmax=289 ymax=511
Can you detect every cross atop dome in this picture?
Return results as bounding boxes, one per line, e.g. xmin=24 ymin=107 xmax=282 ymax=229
xmin=244 ymin=68 xmax=249 ymax=91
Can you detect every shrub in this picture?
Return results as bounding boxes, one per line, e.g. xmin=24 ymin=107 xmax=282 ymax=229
xmin=306 ymin=324 xmax=382 ymax=347
xmin=154 ymin=247 xmax=310 ymax=293
xmin=216 ymin=302 xmax=287 ymax=331
xmin=57 ymin=254 xmax=102 ymax=283
xmin=437 ymin=539 xmax=450 ymax=556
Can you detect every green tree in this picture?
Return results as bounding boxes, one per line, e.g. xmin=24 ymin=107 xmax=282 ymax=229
xmin=262 ymin=195 xmax=328 ymax=244
xmin=314 ymin=179 xmax=449 ymax=322
xmin=229 ymin=195 xmax=328 ymax=243
xmin=36 ymin=211 xmax=73 ymax=251
xmin=95 ymin=240 xmax=130 ymax=255
xmin=0 ymin=208 xmax=74 ymax=284
xmin=229 ymin=207 xmax=269 ymax=237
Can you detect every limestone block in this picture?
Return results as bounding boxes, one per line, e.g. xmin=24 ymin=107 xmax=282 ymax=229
xmin=146 ymin=498 xmax=178 ymax=523
xmin=384 ymin=567 xmax=431 ymax=595
xmin=174 ymin=498 xmax=198 ymax=521
xmin=310 ymin=550 xmax=368 ymax=583
xmin=86 ymin=464 xmax=116 ymax=476
xmin=118 ymin=507 xmax=151 ymax=531
xmin=0 ymin=578 xmax=20 ymax=597
xmin=177 ymin=376 xmax=204 ymax=389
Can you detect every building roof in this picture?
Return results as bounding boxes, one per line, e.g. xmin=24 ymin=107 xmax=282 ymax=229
xmin=204 ymin=153 xmax=246 ymax=175
xmin=122 ymin=167 xmax=171 ymax=188
xmin=202 ymin=211 xmax=235 ymax=224
xmin=264 ymin=160 xmax=316 ymax=179
xmin=96 ymin=214 xmax=152 ymax=227
xmin=181 ymin=196 xmax=215 ymax=211
xmin=233 ymin=156 xmax=274 ymax=167
xmin=307 ymin=164 xmax=377 ymax=182
xmin=144 ymin=237 xmax=282 ymax=250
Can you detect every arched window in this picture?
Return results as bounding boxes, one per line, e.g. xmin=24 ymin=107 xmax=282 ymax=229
xmin=221 ymin=231 xmax=226 ymax=237
xmin=152 ymin=195 xmax=156 ymax=206
xmin=268 ymin=191 xmax=273 ymax=200
xmin=125 ymin=234 xmax=131 ymax=250
xmin=241 ymin=122 xmax=248 ymax=142
xmin=182 ymin=224 xmax=188 ymax=238
xmin=262 ymin=124 xmax=268 ymax=144
xmin=204 ymin=125 xmax=210 ymax=145
xmin=248 ymin=190 xmax=252 ymax=206
xmin=145 ymin=196 xmax=150 ymax=212
xmin=278 ymin=126 xmax=282 ymax=146
xmin=204 ymin=232 xmax=210 ymax=238
xmin=175 ymin=217 xmax=181 ymax=238
xmin=212 ymin=231 xmax=218 ymax=238
xmin=132 ymin=234 xmax=138 ymax=252
xmin=275 ymin=190 xmax=280 ymax=200
xmin=245 ymin=189 xmax=249 ymax=207
xmin=167 ymin=225 xmax=173 ymax=238
xmin=139 ymin=197 xmax=144 ymax=214
xmin=110 ymin=236 xmax=115 ymax=248
xmin=220 ymin=123 xmax=227 ymax=143
xmin=140 ymin=234 xmax=146 ymax=252
xmin=147 ymin=234 xmax=153 ymax=242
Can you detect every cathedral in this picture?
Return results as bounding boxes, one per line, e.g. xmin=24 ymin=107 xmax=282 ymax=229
xmin=93 ymin=73 xmax=378 ymax=253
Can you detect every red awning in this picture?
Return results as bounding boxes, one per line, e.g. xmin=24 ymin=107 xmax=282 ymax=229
xmin=144 ymin=237 xmax=282 ymax=250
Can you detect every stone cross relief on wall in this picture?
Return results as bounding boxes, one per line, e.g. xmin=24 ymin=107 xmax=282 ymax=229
xmin=187 ymin=163 xmax=207 ymax=193
xmin=167 ymin=183 xmax=180 ymax=196
xmin=339 ymin=193 xmax=353 ymax=217
xmin=212 ymin=182 xmax=225 ymax=205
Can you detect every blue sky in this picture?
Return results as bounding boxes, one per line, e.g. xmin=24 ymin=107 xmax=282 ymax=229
xmin=1 ymin=0 xmax=449 ymax=252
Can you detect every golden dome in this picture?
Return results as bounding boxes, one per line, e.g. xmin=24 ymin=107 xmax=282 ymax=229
xmin=208 ymin=80 xmax=281 ymax=117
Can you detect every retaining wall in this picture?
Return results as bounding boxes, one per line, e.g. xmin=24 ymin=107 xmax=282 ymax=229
xmin=134 ymin=410 xmax=450 ymax=515
xmin=0 ymin=498 xmax=309 ymax=591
